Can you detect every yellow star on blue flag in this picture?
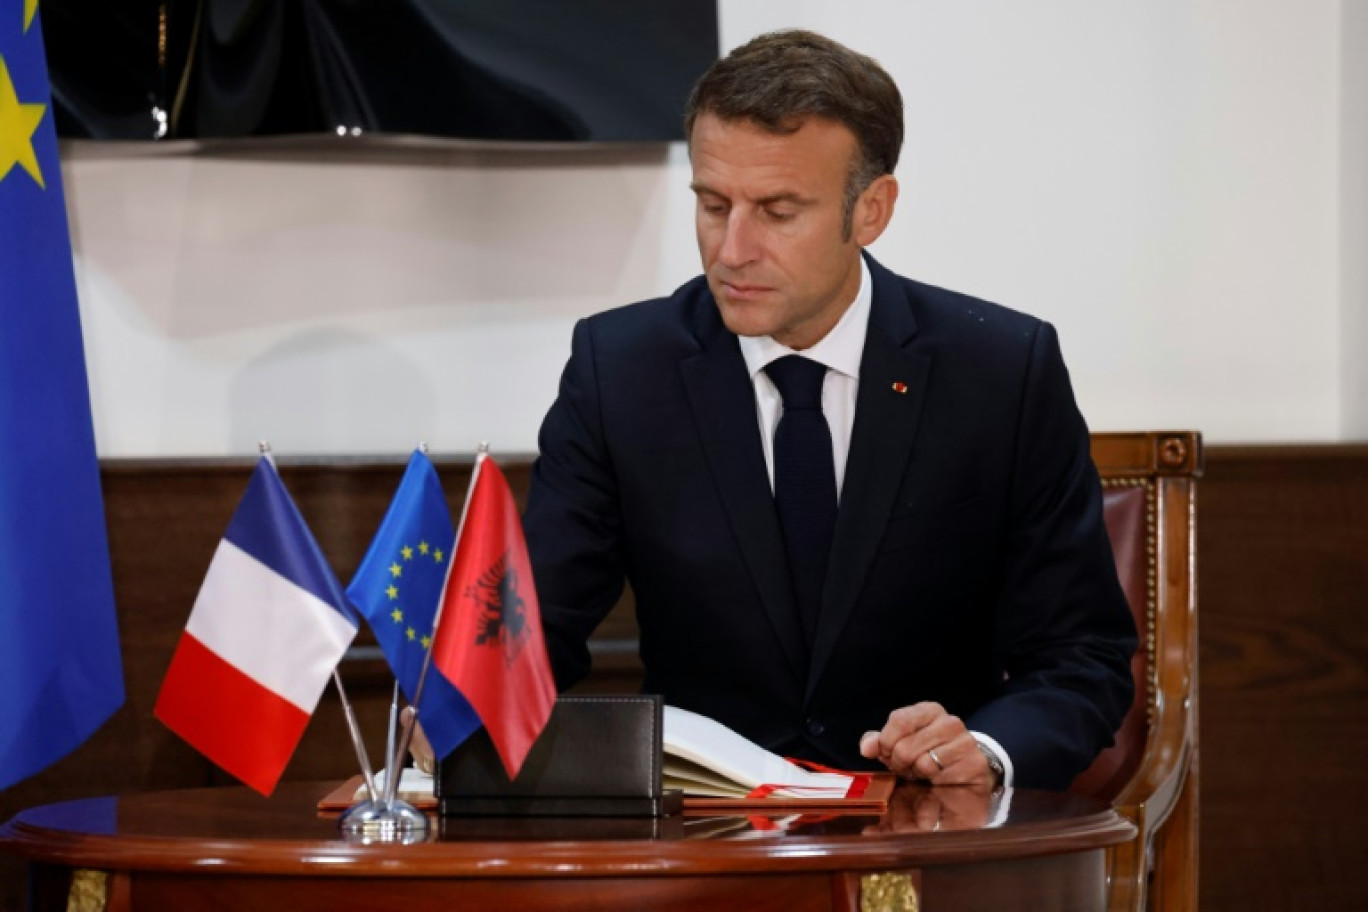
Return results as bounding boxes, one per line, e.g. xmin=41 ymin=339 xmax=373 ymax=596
xmin=0 ymin=55 xmax=45 ymax=187
xmin=0 ymin=0 xmax=124 ymax=790
xmin=346 ymin=451 xmax=480 ymax=759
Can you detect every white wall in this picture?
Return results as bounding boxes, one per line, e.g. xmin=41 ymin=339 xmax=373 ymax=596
xmin=1344 ymin=0 xmax=1368 ymax=439
xmin=64 ymin=0 xmax=1352 ymax=457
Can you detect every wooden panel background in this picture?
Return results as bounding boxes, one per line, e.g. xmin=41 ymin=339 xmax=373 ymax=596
xmin=1195 ymin=446 xmax=1368 ymax=909
xmin=2 ymin=445 xmax=1366 ymax=910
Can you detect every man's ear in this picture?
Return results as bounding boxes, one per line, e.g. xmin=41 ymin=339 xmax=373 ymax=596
xmin=852 ymin=175 xmax=899 ymax=247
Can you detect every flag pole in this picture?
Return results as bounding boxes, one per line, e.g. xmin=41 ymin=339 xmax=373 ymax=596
xmin=334 ymin=668 xmax=380 ymax=805
xmin=259 ymin=441 xmax=380 ymax=805
xmin=378 ymin=443 xmax=427 ymax=801
xmin=382 ymin=679 xmax=400 ymax=792
xmin=383 ymin=442 xmax=489 ymax=807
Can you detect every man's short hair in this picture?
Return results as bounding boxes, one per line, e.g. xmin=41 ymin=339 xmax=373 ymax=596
xmin=684 ymin=30 xmax=904 ymax=233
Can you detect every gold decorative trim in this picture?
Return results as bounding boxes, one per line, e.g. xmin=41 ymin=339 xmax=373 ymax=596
xmin=861 ymin=871 xmax=919 ymax=911
xmin=67 ymin=869 xmax=108 ymax=912
xmin=1101 ymin=477 xmax=1160 ymax=728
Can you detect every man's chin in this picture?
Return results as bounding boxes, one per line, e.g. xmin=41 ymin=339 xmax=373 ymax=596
xmin=715 ymin=301 xmax=775 ymax=340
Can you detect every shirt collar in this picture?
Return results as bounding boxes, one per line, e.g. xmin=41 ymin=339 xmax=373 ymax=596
xmin=738 ymin=256 xmax=871 ymax=381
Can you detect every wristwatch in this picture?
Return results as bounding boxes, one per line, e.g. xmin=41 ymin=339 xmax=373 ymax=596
xmin=977 ymin=741 xmax=1006 ymax=787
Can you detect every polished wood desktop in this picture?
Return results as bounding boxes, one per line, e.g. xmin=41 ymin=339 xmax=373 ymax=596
xmin=3 ymin=782 xmax=1134 ymax=912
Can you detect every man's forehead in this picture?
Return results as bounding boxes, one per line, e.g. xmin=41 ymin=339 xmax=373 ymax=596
xmin=688 ymin=115 xmax=854 ymax=195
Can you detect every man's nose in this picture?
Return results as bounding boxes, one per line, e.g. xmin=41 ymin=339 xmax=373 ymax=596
xmin=717 ymin=210 xmax=759 ymax=268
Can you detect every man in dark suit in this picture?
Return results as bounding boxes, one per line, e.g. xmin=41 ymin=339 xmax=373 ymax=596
xmin=523 ymin=30 xmax=1136 ymax=791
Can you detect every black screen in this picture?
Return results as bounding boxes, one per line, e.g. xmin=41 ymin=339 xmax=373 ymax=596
xmin=43 ymin=0 xmax=719 ymax=142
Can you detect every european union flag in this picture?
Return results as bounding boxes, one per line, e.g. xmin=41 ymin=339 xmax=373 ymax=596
xmin=0 ymin=2 xmax=124 ymax=790
xmin=348 ymin=450 xmax=481 ymax=759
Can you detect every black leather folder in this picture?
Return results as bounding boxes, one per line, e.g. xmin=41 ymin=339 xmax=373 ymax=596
xmin=436 ymin=695 xmax=682 ymax=817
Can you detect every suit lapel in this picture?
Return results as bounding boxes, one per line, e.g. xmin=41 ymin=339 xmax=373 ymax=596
xmin=679 ymin=311 xmax=809 ymax=681
xmin=808 ymin=259 xmax=931 ymax=699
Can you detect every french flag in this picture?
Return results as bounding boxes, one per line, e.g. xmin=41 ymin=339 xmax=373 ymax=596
xmin=155 ymin=457 xmax=358 ymax=795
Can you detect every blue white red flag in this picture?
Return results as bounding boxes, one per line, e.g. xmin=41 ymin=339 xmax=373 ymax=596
xmin=155 ymin=458 xmax=359 ymax=795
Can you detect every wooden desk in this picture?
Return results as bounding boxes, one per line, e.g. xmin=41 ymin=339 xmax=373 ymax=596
xmin=2 ymin=783 xmax=1134 ymax=912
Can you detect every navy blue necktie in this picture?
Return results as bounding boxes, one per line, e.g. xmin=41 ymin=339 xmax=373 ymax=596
xmin=765 ymin=355 xmax=837 ymax=647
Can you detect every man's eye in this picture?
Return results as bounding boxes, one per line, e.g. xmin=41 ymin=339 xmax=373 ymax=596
xmin=766 ymin=208 xmax=796 ymax=222
xmin=700 ymin=201 xmax=727 ymax=215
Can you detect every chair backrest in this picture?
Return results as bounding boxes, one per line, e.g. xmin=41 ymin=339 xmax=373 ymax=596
xmin=1072 ymin=431 xmax=1200 ymax=801
xmin=1069 ymin=477 xmax=1152 ymax=798
xmin=1075 ymin=431 xmax=1202 ymax=912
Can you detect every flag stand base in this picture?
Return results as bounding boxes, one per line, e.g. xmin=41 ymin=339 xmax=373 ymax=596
xmin=338 ymin=799 xmax=429 ymax=844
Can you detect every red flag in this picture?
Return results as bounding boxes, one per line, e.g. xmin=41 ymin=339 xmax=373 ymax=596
xmin=432 ymin=457 xmax=556 ymax=779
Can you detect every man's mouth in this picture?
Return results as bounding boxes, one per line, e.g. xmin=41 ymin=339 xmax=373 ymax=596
xmin=719 ymin=281 xmax=773 ymax=301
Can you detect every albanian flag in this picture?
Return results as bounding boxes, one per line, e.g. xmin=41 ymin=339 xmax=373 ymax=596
xmin=431 ymin=457 xmax=556 ymax=779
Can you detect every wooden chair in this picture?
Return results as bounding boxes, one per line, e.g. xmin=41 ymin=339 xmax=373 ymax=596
xmin=1073 ymin=431 xmax=1202 ymax=912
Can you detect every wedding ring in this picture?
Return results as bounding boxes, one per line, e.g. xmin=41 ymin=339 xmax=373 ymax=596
xmin=927 ymin=748 xmax=944 ymax=770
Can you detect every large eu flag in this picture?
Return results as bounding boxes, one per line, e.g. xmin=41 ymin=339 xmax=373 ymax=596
xmin=347 ymin=451 xmax=481 ymax=760
xmin=0 ymin=2 xmax=124 ymax=790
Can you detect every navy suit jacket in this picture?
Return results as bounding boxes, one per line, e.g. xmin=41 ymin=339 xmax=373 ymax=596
xmin=524 ymin=254 xmax=1136 ymax=790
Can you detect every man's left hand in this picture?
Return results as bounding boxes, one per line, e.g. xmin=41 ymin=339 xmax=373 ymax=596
xmin=858 ymin=702 xmax=995 ymax=789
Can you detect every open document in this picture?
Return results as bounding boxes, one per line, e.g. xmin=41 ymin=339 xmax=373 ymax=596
xmin=663 ymin=705 xmax=892 ymax=810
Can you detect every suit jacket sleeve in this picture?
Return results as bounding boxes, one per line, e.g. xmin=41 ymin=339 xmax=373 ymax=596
xmin=522 ymin=318 xmax=626 ymax=690
xmin=964 ymin=321 xmax=1137 ymax=790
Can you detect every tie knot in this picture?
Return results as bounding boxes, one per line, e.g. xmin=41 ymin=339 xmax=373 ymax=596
xmin=765 ymin=356 xmax=827 ymax=410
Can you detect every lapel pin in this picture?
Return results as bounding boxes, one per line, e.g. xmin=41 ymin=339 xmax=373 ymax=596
xmin=891 ymin=381 xmax=908 ymax=394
